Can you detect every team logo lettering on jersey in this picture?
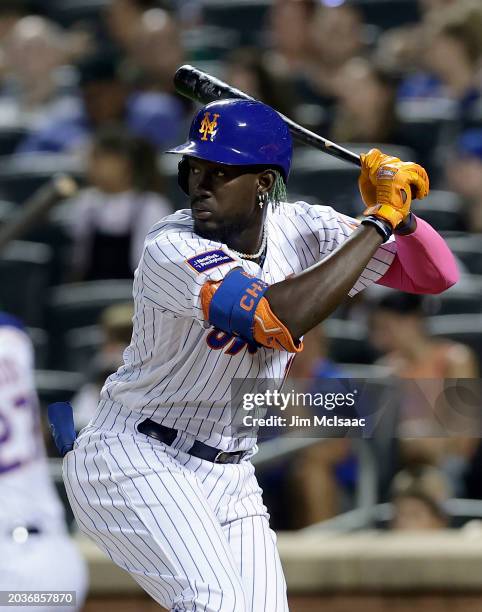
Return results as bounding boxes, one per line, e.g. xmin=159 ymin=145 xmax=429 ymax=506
xmin=240 ymin=281 xmax=266 ymax=312
xmin=186 ymin=249 xmax=234 ymax=273
xmin=206 ymin=329 xmax=257 ymax=355
xmin=199 ymin=112 xmax=220 ymax=141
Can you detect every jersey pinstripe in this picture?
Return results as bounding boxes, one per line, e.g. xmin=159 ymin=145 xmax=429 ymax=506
xmin=89 ymin=201 xmax=396 ymax=450
xmin=87 ymin=202 xmax=395 ymax=450
xmin=64 ymin=429 xmax=287 ymax=611
xmin=0 ymin=325 xmax=87 ymax=611
xmin=67 ymin=199 xmax=397 ymax=611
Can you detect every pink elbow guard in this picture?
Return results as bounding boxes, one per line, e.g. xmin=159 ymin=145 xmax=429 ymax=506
xmin=379 ymin=217 xmax=459 ymax=293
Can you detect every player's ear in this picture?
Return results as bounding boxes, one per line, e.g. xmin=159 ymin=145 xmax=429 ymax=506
xmin=257 ymin=170 xmax=276 ymax=194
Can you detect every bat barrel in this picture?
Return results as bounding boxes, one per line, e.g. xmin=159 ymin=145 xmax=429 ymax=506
xmin=174 ymin=65 xmax=254 ymax=105
xmin=174 ymin=65 xmax=361 ymax=168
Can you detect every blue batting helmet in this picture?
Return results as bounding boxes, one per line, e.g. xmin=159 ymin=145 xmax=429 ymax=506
xmin=166 ymin=99 xmax=292 ymax=194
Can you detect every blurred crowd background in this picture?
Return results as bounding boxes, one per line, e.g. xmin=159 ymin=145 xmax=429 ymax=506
xmin=0 ymin=0 xmax=481 ymax=537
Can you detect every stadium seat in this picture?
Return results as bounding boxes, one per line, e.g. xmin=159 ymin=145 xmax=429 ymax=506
xmin=396 ymin=99 xmax=459 ymax=176
xmin=0 ymin=241 xmax=53 ymax=327
xmin=182 ymin=26 xmax=241 ymax=62
xmin=0 ymin=200 xmax=15 ymax=224
xmin=35 ymin=369 xmax=84 ymax=408
xmin=414 ymin=190 xmax=466 ymax=232
xmin=46 ymin=0 xmax=109 ymax=28
xmin=201 ymin=0 xmax=270 ymax=46
xmin=0 ymin=154 xmax=83 ymax=205
xmin=0 ymin=126 xmax=29 ymax=156
xmin=431 ymin=275 xmax=482 ymax=316
xmin=201 ymin=0 xmax=418 ymax=45
xmin=288 ymin=149 xmax=360 ymax=215
xmin=324 ymin=318 xmax=376 ymax=364
xmin=27 ymin=327 xmax=49 ymax=369
xmin=47 ymin=280 xmax=133 ymax=368
xmin=289 ymin=145 xmax=416 ymax=217
xmin=355 ymin=0 xmax=419 ymax=30
xmin=63 ymin=325 xmax=104 ymax=372
xmin=428 ymin=314 xmax=482 ymax=358
xmin=338 ymin=363 xmax=391 ymax=378
xmin=445 ymin=236 xmax=482 ymax=276
xmin=48 ymin=280 xmax=133 ymax=328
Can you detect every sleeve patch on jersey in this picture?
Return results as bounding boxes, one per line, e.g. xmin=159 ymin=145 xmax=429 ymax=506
xmin=186 ymin=249 xmax=235 ymax=273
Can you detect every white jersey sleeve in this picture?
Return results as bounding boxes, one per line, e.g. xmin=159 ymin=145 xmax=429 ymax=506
xmin=297 ymin=202 xmax=397 ymax=296
xmin=0 ymin=325 xmax=39 ymax=474
xmin=139 ymin=232 xmax=241 ymax=323
xmin=0 ymin=320 xmax=68 ymax=530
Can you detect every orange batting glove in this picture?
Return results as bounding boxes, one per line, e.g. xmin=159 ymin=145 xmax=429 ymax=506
xmin=359 ymin=148 xmax=430 ymax=229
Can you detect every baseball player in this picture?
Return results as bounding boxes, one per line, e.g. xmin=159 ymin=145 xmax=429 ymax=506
xmin=0 ymin=314 xmax=87 ymax=612
xmin=63 ymin=99 xmax=458 ymax=611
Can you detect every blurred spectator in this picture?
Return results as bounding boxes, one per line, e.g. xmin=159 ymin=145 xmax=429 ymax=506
xmin=175 ymin=0 xmax=202 ymax=28
xmin=256 ymin=324 xmax=352 ymax=529
xmin=67 ymin=127 xmax=173 ymax=281
xmin=104 ymin=0 xmax=172 ymax=54
xmin=265 ymin=0 xmax=363 ymax=131
xmin=375 ymin=0 xmax=460 ymax=76
xmin=375 ymin=24 xmax=425 ymax=77
xmin=287 ymin=325 xmax=354 ymax=527
xmin=446 ymin=129 xmax=482 ymax=232
xmin=17 ymin=52 xmax=185 ymax=153
xmin=268 ymin=0 xmax=317 ymax=73
xmin=309 ymin=2 xmax=365 ymax=72
xmin=1 ymin=16 xmax=74 ymax=115
xmin=224 ymin=48 xmax=298 ymax=120
xmin=304 ymin=2 xmax=365 ymax=102
xmin=269 ymin=1 xmax=366 ymax=132
xmin=73 ymin=303 xmax=134 ymax=429
xmin=418 ymin=0 xmax=459 ymax=14
xmin=127 ymin=8 xmax=184 ymax=93
xmin=331 ymin=57 xmax=401 ymax=143
xmin=0 ymin=0 xmax=27 ymax=45
xmin=390 ymin=465 xmax=451 ymax=530
xmin=370 ymin=292 xmax=478 ymax=496
xmin=398 ymin=4 xmax=482 ymax=117
xmin=370 ymin=293 xmax=478 ymax=379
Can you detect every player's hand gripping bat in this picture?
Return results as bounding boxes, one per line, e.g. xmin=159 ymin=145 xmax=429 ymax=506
xmin=174 ymin=64 xmax=362 ymax=168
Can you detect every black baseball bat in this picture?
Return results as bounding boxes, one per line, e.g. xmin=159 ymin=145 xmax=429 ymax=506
xmin=174 ymin=64 xmax=361 ymax=168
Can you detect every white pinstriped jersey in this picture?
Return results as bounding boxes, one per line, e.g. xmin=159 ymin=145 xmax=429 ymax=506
xmin=91 ymin=201 xmax=396 ymax=451
xmin=0 ymin=325 xmax=88 ymax=610
xmin=0 ymin=326 xmax=66 ymax=531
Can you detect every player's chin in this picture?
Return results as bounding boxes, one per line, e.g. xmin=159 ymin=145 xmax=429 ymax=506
xmin=193 ymin=218 xmax=222 ymax=241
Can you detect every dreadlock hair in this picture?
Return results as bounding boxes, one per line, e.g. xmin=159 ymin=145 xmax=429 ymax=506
xmin=248 ymin=165 xmax=287 ymax=209
xmin=269 ymin=169 xmax=288 ymax=209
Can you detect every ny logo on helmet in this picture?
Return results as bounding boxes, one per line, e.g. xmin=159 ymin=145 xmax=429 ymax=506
xmin=199 ymin=112 xmax=220 ymax=142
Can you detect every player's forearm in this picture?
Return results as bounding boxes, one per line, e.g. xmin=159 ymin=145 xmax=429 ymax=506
xmin=265 ymin=225 xmax=383 ymax=339
xmin=377 ymin=216 xmax=459 ymax=294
